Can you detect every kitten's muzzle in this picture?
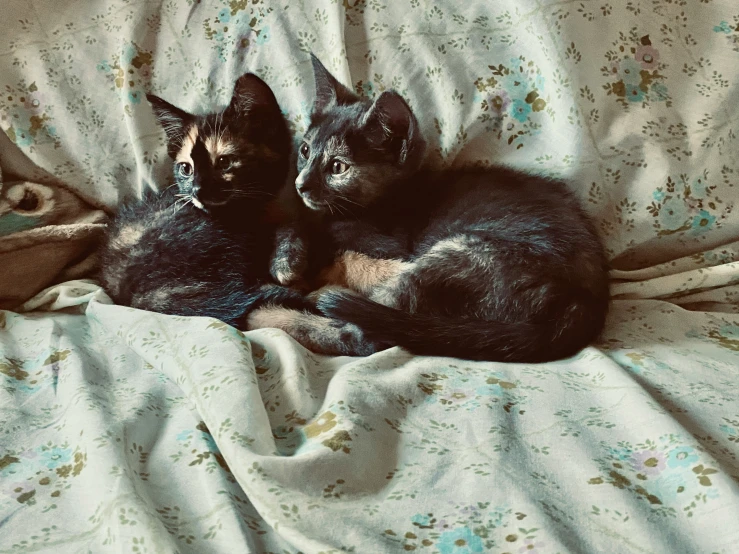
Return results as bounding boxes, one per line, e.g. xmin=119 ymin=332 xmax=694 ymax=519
xmin=300 ymin=197 xmax=326 ymax=211
xmin=295 ymin=170 xmax=327 ymax=210
xmin=295 ymin=169 xmax=317 ymax=197
xmin=295 ymin=181 xmax=311 ymax=195
xmin=295 ymin=182 xmax=324 ymax=208
xmin=194 ymin=186 xmax=231 ymax=210
xmin=297 ymin=190 xmax=326 ymax=211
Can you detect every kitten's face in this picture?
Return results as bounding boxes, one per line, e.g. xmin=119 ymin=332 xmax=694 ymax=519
xmin=294 ymin=56 xmax=425 ymax=214
xmin=147 ymin=74 xmax=290 ymax=213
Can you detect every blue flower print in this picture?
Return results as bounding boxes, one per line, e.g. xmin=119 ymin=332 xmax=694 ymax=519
xmin=202 ymin=432 xmax=218 ymax=452
xmin=691 ymin=177 xmax=708 ymax=199
xmin=690 ymin=210 xmax=716 ymax=234
xmin=500 ymin=72 xmax=523 ymax=95
xmin=121 ymin=43 xmax=137 ymax=66
xmin=15 ymin=381 xmax=44 ymax=395
xmin=256 ymin=26 xmax=271 ymax=45
xmin=618 ymin=57 xmax=643 ymax=86
xmin=667 ymin=446 xmax=699 ymax=468
xmin=127 ymin=90 xmax=142 ymax=104
xmin=650 ymin=82 xmax=669 ymax=102
xmin=176 ymin=430 xmax=194 ymax=443
xmin=652 ymin=189 xmax=665 ymax=202
xmin=510 ymin=99 xmax=531 ymax=122
xmin=719 ymin=324 xmax=739 ymax=340
xmin=719 ymin=424 xmax=737 ymax=437
xmin=12 ymin=127 xmax=34 ymax=147
xmin=625 ymin=83 xmax=646 ymax=103
xmin=608 ymin=446 xmax=633 ymax=462
xmin=475 ymin=383 xmax=505 ymax=397
xmin=218 ymin=8 xmax=231 ymax=23
xmin=659 ymin=196 xmax=688 ymax=230
xmin=714 ymin=21 xmax=732 ymax=34
xmin=437 ymin=527 xmax=484 ymax=554
xmin=411 ymin=513 xmax=432 ymax=527
xmin=41 ymin=446 xmax=72 ymax=469
xmin=647 ymin=472 xmax=687 ymax=504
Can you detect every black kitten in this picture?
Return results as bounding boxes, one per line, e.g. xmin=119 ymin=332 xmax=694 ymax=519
xmin=99 ymin=73 xmax=308 ymax=327
xmin=249 ymin=56 xmax=610 ymax=362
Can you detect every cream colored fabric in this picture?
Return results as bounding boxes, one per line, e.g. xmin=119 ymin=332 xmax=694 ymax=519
xmin=1 ymin=1 xmax=738 ymax=553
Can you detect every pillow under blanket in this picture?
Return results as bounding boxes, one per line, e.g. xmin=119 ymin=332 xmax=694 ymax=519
xmin=0 ymin=132 xmax=108 ymax=310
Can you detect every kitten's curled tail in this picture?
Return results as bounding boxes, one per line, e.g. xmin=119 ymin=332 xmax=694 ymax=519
xmin=316 ymin=290 xmax=608 ymax=362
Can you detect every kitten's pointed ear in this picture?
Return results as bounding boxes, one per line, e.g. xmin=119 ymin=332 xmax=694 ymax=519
xmin=227 ymin=73 xmax=281 ymax=117
xmin=362 ymin=91 xmax=422 ymax=164
xmin=147 ymin=93 xmax=191 ymax=145
xmin=311 ymin=54 xmax=358 ymax=113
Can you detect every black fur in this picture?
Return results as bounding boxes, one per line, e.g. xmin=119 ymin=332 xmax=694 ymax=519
xmin=98 ymin=73 xmax=312 ymax=328
xmin=284 ymin=55 xmax=610 ymax=362
xmin=146 ymin=73 xmax=292 ymax=217
xmin=316 ymin=290 xmax=605 ymax=362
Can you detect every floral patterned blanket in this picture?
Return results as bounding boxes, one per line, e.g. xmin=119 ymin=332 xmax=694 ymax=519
xmin=1 ymin=0 xmax=739 ymax=552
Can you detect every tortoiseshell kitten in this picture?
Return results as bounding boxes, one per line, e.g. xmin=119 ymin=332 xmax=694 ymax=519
xmin=248 ymin=56 xmax=610 ymax=362
xmin=99 ymin=73 xmax=309 ymax=327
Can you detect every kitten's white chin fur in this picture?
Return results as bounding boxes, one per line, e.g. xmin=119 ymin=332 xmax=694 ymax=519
xmin=301 ymin=197 xmax=326 ymax=211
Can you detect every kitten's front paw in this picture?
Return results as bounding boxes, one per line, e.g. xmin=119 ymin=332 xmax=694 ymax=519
xmin=273 ymin=268 xmax=297 ymax=286
xmin=270 ymin=255 xmax=306 ymax=287
xmin=271 ymin=227 xmax=309 ymax=286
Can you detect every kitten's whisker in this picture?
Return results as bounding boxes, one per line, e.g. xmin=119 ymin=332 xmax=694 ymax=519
xmin=175 ymin=197 xmax=193 ymax=214
xmin=221 ymin=189 xmax=276 ymax=199
xmin=339 ymin=204 xmax=357 ymax=218
xmin=172 ymin=195 xmax=194 ymax=214
xmin=333 ymin=195 xmax=364 ymax=219
xmin=335 ymin=194 xmax=365 ymax=208
xmin=217 ymin=111 xmax=226 ymax=146
xmin=228 ymin=191 xmax=275 ymax=198
xmin=221 ymin=182 xmax=265 ymax=191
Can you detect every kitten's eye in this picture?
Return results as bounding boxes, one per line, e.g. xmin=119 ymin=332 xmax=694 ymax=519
xmin=178 ymin=162 xmax=193 ymax=177
xmin=331 ymin=160 xmax=349 ymax=175
xmin=299 ymin=142 xmax=310 ymax=159
xmin=216 ymin=156 xmax=233 ymax=171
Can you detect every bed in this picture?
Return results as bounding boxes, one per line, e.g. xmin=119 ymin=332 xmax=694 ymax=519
xmin=1 ymin=0 xmax=738 ymax=552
